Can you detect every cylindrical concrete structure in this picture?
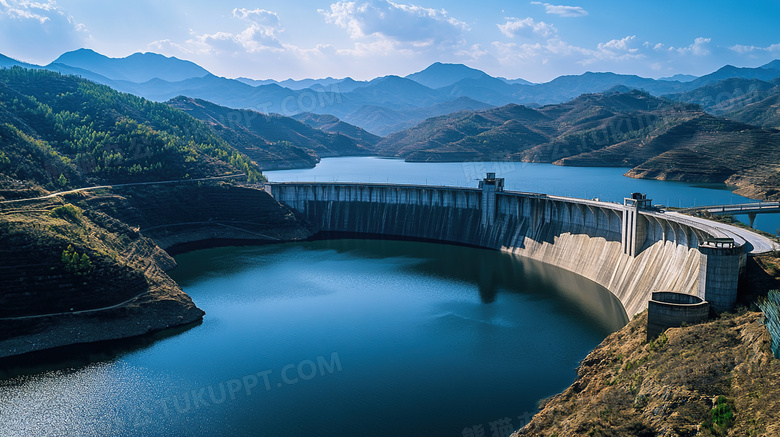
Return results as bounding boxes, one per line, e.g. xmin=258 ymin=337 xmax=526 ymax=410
xmin=697 ymin=243 xmax=743 ymax=313
xmin=647 ymin=292 xmax=710 ymax=340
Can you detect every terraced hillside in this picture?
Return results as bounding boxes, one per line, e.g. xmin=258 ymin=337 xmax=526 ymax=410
xmin=375 ymin=90 xmax=698 ymax=163
xmin=624 ymin=117 xmax=780 ymax=182
xmin=80 ymin=182 xmax=313 ymax=251
xmin=728 ymin=90 xmax=780 ymax=130
xmin=0 ymin=193 xmax=203 ymax=357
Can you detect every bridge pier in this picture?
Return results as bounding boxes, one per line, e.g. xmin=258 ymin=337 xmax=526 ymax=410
xmin=748 ymin=212 xmax=757 ymax=229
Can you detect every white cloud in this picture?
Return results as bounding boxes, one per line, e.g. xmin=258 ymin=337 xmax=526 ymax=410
xmin=149 ymin=7 xmax=284 ymax=56
xmin=498 ymin=17 xmax=557 ymax=39
xmin=730 ymin=43 xmax=780 ymax=54
xmin=146 ymin=2 xmax=476 ymax=81
xmin=583 ymin=36 xmax=643 ymax=65
xmin=320 ymin=0 xmax=467 ymax=49
xmin=0 ymin=0 xmax=54 ymax=23
xmin=0 ymin=0 xmax=88 ymax=62
xmin=229 ymin=8 xmax=284 ymax=51
xmin=672 ymin=37 xmax=711 ymax=56
xmin=530 ymin=2 xmax=588 ymax=17
xmin=454 ymin=43 xmax=491 ymax=64
xmin=493 ymin=39 xmax=587 ymax=61
xmin=493 ymin=34 xmax=645 ymax=69
xmin=643 ymin=41 xmax=665 ymax=51
xmin=233 ymin=8 xmax=280 ymax=28
xmin=147 ymin=39 xmax=188 ymax=54
xmin=597 ymin=36 xmax=638 ymax=53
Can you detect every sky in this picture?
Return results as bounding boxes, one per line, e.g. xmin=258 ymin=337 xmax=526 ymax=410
xmin=0 ymin=0 xmax=779 ymax=83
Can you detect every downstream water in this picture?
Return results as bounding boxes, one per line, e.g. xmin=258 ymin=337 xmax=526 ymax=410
xmin=0 ymin=240 xmax=626 ymax=437
xmin=265 ymin=157 xmax=780 ymax=235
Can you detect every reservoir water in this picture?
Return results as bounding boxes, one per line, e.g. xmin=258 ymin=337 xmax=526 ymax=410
xmin=0 ymin=240 xmax=626 ymax=436
xmin=0 ymin=157 xmax=772 ymax=436
xmin=265 ymin=157 xmax=780 ymax=235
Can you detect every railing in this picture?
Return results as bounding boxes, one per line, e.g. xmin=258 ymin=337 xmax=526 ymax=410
xmin=269 ymin=181 xmax=731 ymax=245
xmin=679 ymin=202 xmax=780 ymax=214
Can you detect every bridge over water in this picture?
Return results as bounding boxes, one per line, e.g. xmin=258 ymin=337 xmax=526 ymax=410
xmin=679 ymin=202 xmax=780 ymax=228
xmin=267 ymin=174 xmax=776 ymax=317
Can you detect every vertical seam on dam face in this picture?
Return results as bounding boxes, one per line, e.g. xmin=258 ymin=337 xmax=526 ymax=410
xmin=268 ymin=180 xmax=742 ymax=317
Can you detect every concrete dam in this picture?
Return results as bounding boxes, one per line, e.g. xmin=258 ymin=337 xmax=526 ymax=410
xmin=268 ymin=174 xmax=745 ymax=317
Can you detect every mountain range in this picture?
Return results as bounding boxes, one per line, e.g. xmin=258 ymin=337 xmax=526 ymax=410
xmin=375 ymin=89 xmax=780 ymax=199
xmin=3 ymin=48 xmax=780 ymax=200
xmin=376 ymin=90 xmax=700 ymax=162
xmin=51 ymin=48 xmax=210 ymax=83
xmin=3 ymin=49 xmax=779 ymax=136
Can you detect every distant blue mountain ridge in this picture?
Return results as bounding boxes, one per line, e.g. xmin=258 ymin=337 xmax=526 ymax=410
xmin=1 ymin=49 xmax=778 ymax=136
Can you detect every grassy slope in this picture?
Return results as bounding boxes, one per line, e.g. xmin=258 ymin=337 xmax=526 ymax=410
xmin=516 ymin=310 xmax=780 ymax=437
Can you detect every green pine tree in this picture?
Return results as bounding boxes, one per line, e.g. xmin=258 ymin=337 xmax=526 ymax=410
xmin=78 ymin=253 xmax=93 ymax=275
xmin=61 ymin=245 xmax=75 ymax=265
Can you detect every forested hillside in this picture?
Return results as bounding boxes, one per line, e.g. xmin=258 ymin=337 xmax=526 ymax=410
xmin=0 ymin=67 xmax=262 ymax=196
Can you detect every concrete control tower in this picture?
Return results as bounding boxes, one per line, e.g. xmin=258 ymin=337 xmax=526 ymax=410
xmin=479 ymin=172 xmax=504 ymax=227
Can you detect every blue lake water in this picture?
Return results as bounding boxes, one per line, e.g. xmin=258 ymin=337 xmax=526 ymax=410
xmin=265 ymin=157 xmax=780 ymax=235
xmin=0 ymin=240 xmax=626 ymax=437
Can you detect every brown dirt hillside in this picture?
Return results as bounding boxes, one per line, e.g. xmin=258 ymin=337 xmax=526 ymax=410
xmin=513 ymin=253 xmax=780 ymax=437
xmin=624 ymin=117 xmax=780 ymax=186
xmin=0 ymin=194 xmax=204 ymax=357
xmin=514 ymin=310 xmax=780 ymax=437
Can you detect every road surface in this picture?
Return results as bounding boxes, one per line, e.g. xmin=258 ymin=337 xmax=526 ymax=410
xmin=0 ymin=173 xmax=246 ymax=205
xmin=666 ymin=211 xmax=779 ymax=254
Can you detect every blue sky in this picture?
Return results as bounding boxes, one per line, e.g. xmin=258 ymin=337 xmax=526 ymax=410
xmin=1 ymin=0 xmax=778 ymax=82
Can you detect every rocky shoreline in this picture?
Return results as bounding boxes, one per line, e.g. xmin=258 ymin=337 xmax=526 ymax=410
xmin=0 ymin=282 xmax=204 ymax=359
xmin=0 ymin=182 xmax=314 ymax=360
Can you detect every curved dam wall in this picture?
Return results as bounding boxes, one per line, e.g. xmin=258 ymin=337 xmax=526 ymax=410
xmin=268 ymin=181 xmax=739 ymax=317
